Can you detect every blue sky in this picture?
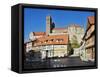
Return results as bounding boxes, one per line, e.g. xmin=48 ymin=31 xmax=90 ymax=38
xmin=24 ymin=8 xmax=94 ymax=41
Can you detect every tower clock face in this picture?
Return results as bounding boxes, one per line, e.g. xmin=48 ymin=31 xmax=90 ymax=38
xmin=29 ymin=32 xmax=36 ymax=41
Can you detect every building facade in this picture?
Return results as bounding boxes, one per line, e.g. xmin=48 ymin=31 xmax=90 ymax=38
xmin=67 ymin=24 xmax=85 ymax=44
xmin=25 ymin=41 xmax=34 ymax=52
xmin=80 ymin=16 xmax=95 ymax=62
xmin=31 ymin=34 xmax=69 ymax=59
xmin=85 ymin=16 xmax=95 ymax=61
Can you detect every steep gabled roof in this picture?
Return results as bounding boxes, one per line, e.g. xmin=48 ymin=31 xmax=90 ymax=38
xmin=88 ymin=16 xmax=95 ymax=25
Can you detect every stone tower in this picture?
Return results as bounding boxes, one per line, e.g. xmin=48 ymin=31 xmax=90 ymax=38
xmin=46 ymin=16 xmax=52 ymax=35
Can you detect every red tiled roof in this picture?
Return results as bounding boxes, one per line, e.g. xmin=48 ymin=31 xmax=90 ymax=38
xmin=33 ymin=32 xmax=46 ymax=36
xmin=88 ymin=16 xmax=95 ymax=24
xmin=34 ymin=34 xmax=69 ymax=46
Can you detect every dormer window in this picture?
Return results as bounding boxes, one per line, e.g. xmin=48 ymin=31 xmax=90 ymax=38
xmin=46 ymin=40 xmax=48 ymax=42
xmin=44 ymin=40 xmax=48 ymax=43
xmin=50 ymin=39 xmax=54 ymax=42
xmin=56 ymin=39 xmax=63 ymax=42
xmin=56 ymin=39 xmax=59 ymax=42
xmin=59 ymin=39 xmax=63 ymax=42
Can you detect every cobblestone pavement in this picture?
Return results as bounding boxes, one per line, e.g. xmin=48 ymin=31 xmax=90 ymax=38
xmin=24 ymin=56 xmax=95 ymax=69
xmin=49 ymin=56 xmax=94 ymax=68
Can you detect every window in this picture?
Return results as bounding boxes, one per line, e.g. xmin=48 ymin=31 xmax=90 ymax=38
xmin=46 ymin=40 xmax=48 ymax=42
xmin=59 ymin=39 xmax=63 ymax=42
xmin=55 ymin=39 xmax=63 ymax=42
xmin=56 ymin=39 xmax=59 ymax=42
xmin=50 ymin=39 xmax=54 ymax=42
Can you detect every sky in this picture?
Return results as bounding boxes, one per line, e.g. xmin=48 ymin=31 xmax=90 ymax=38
xmin=24 ymin=8 xmax=94 ymax=41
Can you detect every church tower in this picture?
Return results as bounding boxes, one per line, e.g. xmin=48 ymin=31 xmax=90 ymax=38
xmin=46 ymin=16 xmax=52 ymax=35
